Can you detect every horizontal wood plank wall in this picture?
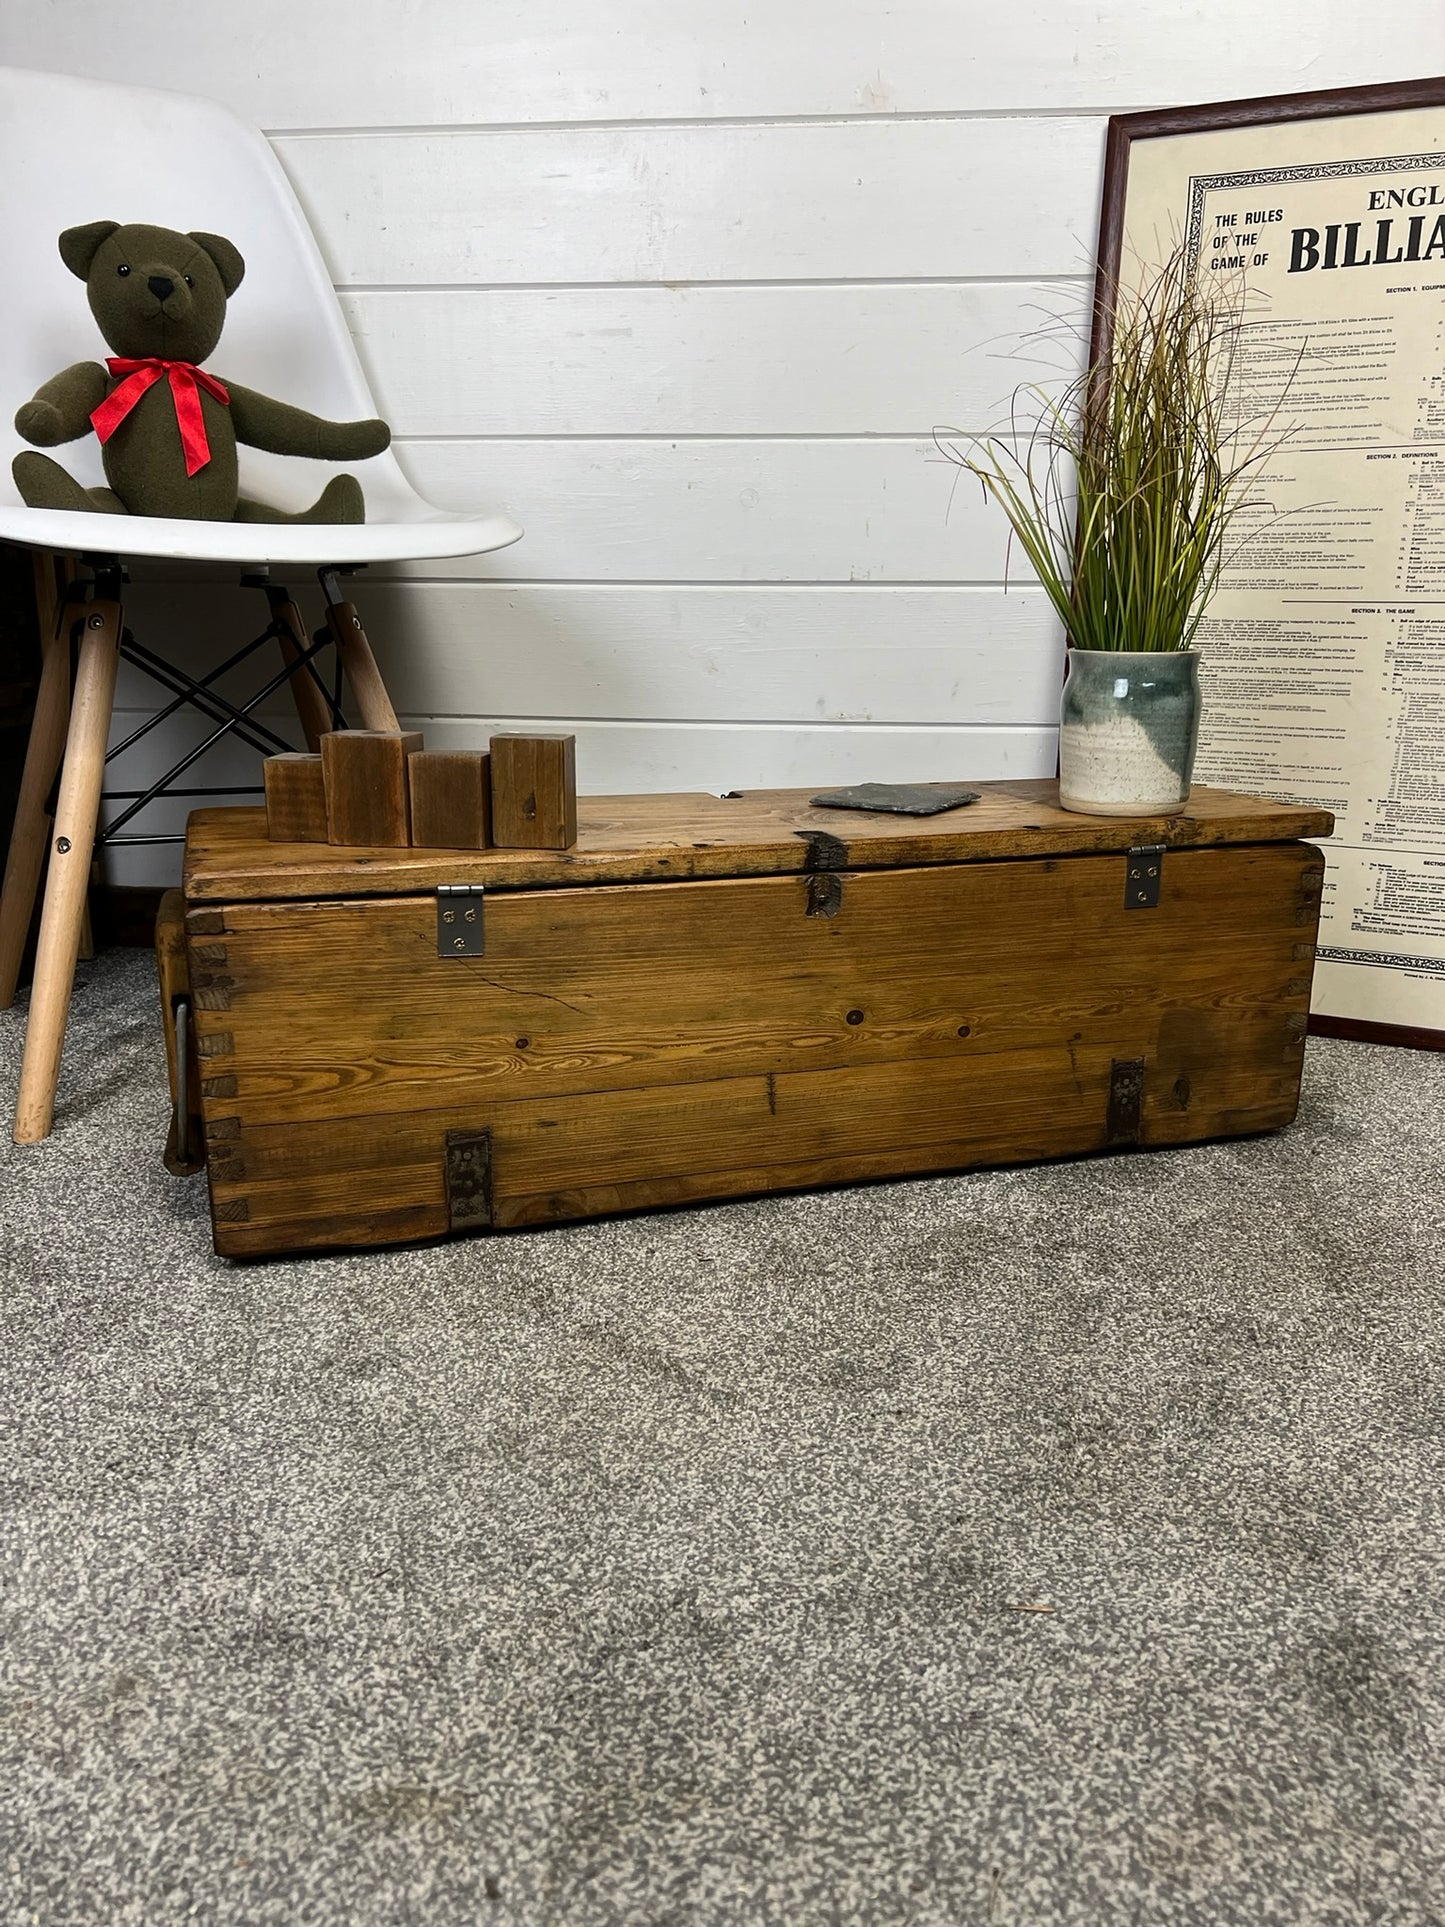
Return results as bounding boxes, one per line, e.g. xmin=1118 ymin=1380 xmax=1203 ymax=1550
xmin=336 ymin=284 xmax=1084 ymax=436
xmin=277 ymin=120 xmax=1104 ymax=285
xmin=4 ymin=2 xmax=1435 ymax=886
xmin=114 ymin=583 xmax=1062 ymax=720
xmin=6 ymin=3 xmax=1426 ymax=123
xmin=379 ymin=439 xmax=1044 ymax=584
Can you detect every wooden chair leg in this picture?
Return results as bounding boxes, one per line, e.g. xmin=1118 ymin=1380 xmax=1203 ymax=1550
xmin=0 ymin=553 xmax=72 ymax=1009
xmin=12 ymin=593 xmax=122 ymax=1143
xmin=271 ymin=593 xmax=334 ymax=752
xmin=325 ymin=599 xmax=401 ymax=733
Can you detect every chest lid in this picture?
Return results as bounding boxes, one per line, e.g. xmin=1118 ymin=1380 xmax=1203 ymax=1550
xmin=182 ymin=778 xmax=1333 ymax=903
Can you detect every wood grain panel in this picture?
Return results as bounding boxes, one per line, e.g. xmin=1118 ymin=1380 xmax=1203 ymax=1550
xmin=188 ymin=843 xmax=1322 ymax=1146
xmin=18 ymin=2 xmax=1426 ymax=127
xmin=201 ymin=1004 xmax=1312 ymax=1259
xmin=205 ymin=1036 xmax=1308 ymax=1256
xmin=280 ymin=119 xmax=1102 ymax=285
xmin=183 ymin=783 xmax=1332 ymax=900
xmin=337 ymin=283 xmax=1087 ymax=436
xmin=203 ymin=1048 xmax=1117 ymax=1255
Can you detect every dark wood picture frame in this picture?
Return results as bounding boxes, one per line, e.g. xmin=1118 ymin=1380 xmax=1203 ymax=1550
xmin=1092 ymin=76 xmax=1445 ymax=1053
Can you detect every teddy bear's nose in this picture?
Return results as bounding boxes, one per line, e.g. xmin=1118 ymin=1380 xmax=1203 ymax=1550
xmin=147 ymin=275 xmax=176 ymax=301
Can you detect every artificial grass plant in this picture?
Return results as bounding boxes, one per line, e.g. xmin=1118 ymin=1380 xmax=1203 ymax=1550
xmin=950 ymin=249 xmax=1293 ymax=654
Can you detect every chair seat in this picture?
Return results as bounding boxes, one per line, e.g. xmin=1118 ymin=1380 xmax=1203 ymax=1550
xmin=0 ymin=501 xmax=524 ymax=566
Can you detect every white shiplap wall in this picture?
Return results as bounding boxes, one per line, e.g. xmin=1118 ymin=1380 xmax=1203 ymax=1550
xmin=2 ymin=3 xmax=1437 ymax=885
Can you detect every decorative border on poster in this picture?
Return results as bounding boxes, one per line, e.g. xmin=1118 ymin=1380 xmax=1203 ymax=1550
xmin=1181 ymin=150 xmax=1445 ymax=268
xmin=1316 ymin=946 xmax=1445 ymax=976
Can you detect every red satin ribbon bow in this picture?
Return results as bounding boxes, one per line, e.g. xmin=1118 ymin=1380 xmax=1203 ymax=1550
xmin=90 ymin=358 xmax=231 ymax=477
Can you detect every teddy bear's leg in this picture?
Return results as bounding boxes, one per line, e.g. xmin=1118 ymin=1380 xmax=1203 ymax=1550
xmin=233 ymin=476 xmax=365 ymax=526
xmin=13 ymin=452 xmax=128 ymax=515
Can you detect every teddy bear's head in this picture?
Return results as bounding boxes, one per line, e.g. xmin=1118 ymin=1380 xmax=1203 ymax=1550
xmin=59 ymin=220 xmax=245 ymax=365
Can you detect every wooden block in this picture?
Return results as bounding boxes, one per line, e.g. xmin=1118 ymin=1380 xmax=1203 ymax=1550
xmin=319 ymin=730 xmax=424 ymax=847
xmin=489 ymin=734 xmax=578 ymax=849
xmin=263 ymin=753 xmax=328 ymax=843
xmin=408 ymin=749 xmax=491 ymax=849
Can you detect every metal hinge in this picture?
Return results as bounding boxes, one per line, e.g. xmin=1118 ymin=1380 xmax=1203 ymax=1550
xmin=445 ymin=1129 xmax=494 ymax=1230
xmin=1125 ymin=845 xmax=1165 ymax=909
xmin=437 ymin=884 xmax=485 ymax=956
xmin=1107 ymin=1057 xmax=1146 ymax=1143
xmin=805 ymin=872 xmax=843 ymax=918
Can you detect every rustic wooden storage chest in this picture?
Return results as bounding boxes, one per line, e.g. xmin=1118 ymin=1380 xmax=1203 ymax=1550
xmin=171 ymin=780 xmax=1332 ymax=1259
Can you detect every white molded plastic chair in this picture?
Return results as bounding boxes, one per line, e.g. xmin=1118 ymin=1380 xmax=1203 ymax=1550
xmin=0 ymin=64 xmax=524 ymax=1141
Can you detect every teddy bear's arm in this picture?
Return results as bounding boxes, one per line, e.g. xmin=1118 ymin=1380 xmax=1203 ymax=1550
xmin=224 ymin=384 xmax=391 ymax=462
xmin=15 ymin=362 xmax=110 ymax=447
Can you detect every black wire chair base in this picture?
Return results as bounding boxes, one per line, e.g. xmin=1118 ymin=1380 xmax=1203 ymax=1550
xmin=85 ymin=568 xmax=353 ymax=852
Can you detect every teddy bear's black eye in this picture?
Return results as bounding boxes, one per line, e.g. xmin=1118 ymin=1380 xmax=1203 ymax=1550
xmin=184 ymin=275 xmax=193 ymax=288
xmin=116 ymin=263 xmax=130 ymax=277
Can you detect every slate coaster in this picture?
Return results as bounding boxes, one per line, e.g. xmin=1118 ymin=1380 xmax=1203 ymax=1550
xmin=810 ymin=782 xmax=982 ymax=817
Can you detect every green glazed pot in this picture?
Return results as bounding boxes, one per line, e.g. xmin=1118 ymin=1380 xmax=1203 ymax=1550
xmin=1058 ymin=648 xmax=1201 ymax=816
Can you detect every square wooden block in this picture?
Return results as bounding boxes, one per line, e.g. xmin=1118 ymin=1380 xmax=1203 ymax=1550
xmin=263 ymin=752 xmax=328 ymax=843
xmin=320 ymin=729 xmax=424 ymax=846
xmin=409 ymin=749 xmax=492 ymax=849
xmin=489 ymin=734 xmax=577 ymax=850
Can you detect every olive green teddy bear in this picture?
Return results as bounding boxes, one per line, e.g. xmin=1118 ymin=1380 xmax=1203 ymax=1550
xmin=13 ymin=220 xmax=390 ymax=523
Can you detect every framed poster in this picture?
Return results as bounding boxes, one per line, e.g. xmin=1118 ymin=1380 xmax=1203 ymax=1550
xmin=1094 ymin=78 xmax=1445 ymax=1050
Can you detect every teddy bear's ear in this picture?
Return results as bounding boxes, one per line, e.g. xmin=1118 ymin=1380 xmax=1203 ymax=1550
xmin=187 ymin=232 xmax=245 ymax=297
xmin=58 ymin=221 xmax=121 ymax=279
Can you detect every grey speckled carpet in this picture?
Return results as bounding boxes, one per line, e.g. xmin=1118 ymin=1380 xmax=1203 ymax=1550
xmin=2 ymin=949 xmax=1444 ymax=1927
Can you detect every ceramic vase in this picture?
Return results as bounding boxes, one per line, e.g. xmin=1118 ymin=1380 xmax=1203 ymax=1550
xmin=1058 ymin=648 xmax=1201 ymax=817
